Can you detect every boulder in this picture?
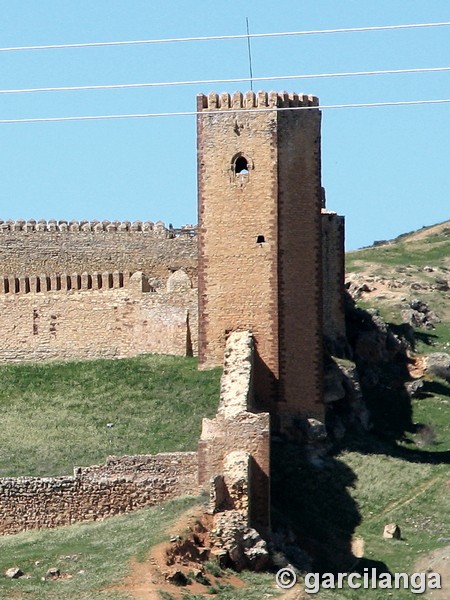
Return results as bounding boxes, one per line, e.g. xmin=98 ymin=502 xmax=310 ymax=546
xmin=383 ymin=523 xmax=401 ymax=540
xmin=45 ymin=567 xmax=60 ymax=580
xmin=424 ymin=353 xmax=450 ymax=382
xmin=405 ymin=379 xmax=424 ymax=399
xmin=5 ymin=567 xmax=23 ymax=579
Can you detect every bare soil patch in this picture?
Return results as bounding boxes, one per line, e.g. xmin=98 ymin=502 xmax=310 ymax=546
xmin=111 ymin=504 xmax=247 ymax=599
xmin=414 ymin=545 xmax=450 ymax=598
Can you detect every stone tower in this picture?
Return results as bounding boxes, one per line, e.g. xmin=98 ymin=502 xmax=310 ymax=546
xmin=197 ymin=91 xmax=324 ymax=432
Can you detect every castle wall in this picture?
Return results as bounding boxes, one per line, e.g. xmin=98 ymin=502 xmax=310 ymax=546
xmin=0 ymin=274 xmax=197 ymax=362
xmin=0 ymin=452 xmax=198 ymax=535
xmin=0 ymin=221 xmax=197 ymax=284
xmin=322 ymin=211 xmax=346 ymax=351
xmin=198 ymin=332 xmax=270 ymax=534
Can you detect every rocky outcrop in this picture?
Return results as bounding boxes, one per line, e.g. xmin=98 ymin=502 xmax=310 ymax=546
xmin=424 ymin=353 xmax=450 ymax=382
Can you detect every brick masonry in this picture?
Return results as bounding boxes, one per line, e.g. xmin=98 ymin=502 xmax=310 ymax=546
xmin=197 ymin=91 xmax=329 ymax=427
xmin=0 ymin=452 xmax=198 ymax=535
xmin=322 ymin=211 xmax=346 ymax=349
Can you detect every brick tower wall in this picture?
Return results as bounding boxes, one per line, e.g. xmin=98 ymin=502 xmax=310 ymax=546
xmin=197 ymin=91 xmax=324 ymax=424
xmin=197 ymin=92 xmax=280 ymax=412
xmin=277 ymin=107 xmax=324 ymax=423
xmin=322 ymin=211 xmax=346 ymax=352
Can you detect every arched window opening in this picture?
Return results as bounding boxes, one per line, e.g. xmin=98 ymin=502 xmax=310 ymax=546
xmin=234 ymin=155 xmax=249 ymax=175
xmin=256 ymin=235 xmax=265 ymax=244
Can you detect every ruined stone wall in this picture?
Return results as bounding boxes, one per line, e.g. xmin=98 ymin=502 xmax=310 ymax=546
xmin=0 ymin=272 xmax=197 ymax=362
xmin=0 ymin=452 xmax=198 ymax=535
xmin=198 ymin=332 xmax=270 ymax=534
xmin=322 ymin=211 xmax=346 ymax=351
xmin=0 ymin=220 xmax=197 ymax=284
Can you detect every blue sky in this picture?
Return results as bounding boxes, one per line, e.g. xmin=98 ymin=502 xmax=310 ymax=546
xmin=1 ymin=1 xmax=450 ymax=249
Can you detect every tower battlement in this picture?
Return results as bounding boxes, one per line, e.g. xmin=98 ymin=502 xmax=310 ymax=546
xmin=0 ymin=219 xmax=197 ymax=235
xmin=197 ymin=90 xmax=319 ymax=111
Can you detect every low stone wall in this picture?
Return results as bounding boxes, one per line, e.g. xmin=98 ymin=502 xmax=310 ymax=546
xmin=0 ymin=452 xmax=198 ymax=535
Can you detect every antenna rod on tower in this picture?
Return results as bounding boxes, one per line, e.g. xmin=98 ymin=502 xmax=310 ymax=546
xmin=246 ymin=17 xmax=254 ymax=91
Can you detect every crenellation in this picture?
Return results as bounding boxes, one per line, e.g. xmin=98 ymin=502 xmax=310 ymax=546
xmin=244 ymin=90 xmax=255 ymax=108
xmin=81 ymin=272 xmax=91 ymax=290
xmin=41 ymin=274 xmax=51 ymax=292
xmin=0 ymin=271 xmax=145 ymax=295
xmin=19 ymin=276 xmax=29 ymax=294
xmin=257 ymin=90 xmax=268 ymax=107
xmin=9 ymin=276 xmax=19 ymax=293
xmin=279 ymin=91 xmax=289 ymax=107
xmin=208 ymin=91 xmax=219 ymax=109
xmin=0 ymin=219 xmax=183 ymax=235
xmin=198 ymin=90 xmax=320 ymax=111
xmin=112 ymin=271 xmax=122 ymax=288
xmin=130 ymin=220 xmax=142 ymax=232
xmin=220 ymin=92 xmax=230 ymax=108
xmin=289 ymin=92 xmax=299 ymax=107
xmin=232 ymin=91 xmax=243 ymax=108
xmin=30 ymin=275 xmax=39 ymax=293
xmin=71 ymin=273 xmax=81 ymax=290
xmin=103 ymin=271 xmax=113 ymax=289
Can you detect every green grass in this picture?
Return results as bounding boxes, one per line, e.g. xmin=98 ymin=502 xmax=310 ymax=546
xmin=271 ymin=375 xmax=450 ymax=599
xmin=0 ymin=496 xmax=279 ymax=600
xmin=346 ymin=237 xmax=450 ymax=271
xmin=0 ymin=355 xmax=221 ymax=477
xmin=0 ymin=495 xmax=200 ymax=599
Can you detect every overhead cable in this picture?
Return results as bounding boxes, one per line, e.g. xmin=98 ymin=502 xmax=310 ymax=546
xmin=1 ymin=21 xmax=450 ymax=52
xmin=1 ymin=98 xmax=450 ymax=124
xmin=1 ymin=66 xmax=450 ymax=96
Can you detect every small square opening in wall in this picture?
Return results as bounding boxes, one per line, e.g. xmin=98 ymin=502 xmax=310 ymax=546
xmin=256 ymin=235 xmax=265 ymax=244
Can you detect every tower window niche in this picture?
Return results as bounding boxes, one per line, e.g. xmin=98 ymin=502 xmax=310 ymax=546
xmin=231 ymin=153 xmax=252 ymax=185
xmin=234 ymin=155 xmax=249 ymax=175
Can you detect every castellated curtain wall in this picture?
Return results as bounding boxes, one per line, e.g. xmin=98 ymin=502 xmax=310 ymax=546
xmin=0 ymin=221 xmax=198 ymax=362
xmin=0 ymin=271 xmax=198 ymax=362
xmin=0 ymin=220 xmax=198 ymax=283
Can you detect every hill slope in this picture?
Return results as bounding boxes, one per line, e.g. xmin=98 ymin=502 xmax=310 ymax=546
xmin=346 ymin=219 xmax=450 ymax=352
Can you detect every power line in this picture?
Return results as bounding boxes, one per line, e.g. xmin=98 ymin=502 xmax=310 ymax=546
xmin=1 ymin=66 xmax=450 ymax=96
xmin=1 ymin=21 xmax=450 ymax=53
xmin=1 ymin=98 xmax=449 ymax=124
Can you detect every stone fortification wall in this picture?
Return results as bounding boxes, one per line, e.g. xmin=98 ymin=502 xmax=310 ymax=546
xmin=198 ymin=332 xmax=270 ymax=534
xmin=0 ymin=452 xmax=198 ymax=535
xmin=0 ymin=220 xmax=197 ymax=284
xmin=0 ymin=271 xmax=197 ymax=362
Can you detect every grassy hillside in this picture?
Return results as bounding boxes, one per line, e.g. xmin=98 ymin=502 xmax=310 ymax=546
xmin=0 ymin=355 xmax=221 ymax=477
xmin=346 ymin=219 xmax=450 ymax=352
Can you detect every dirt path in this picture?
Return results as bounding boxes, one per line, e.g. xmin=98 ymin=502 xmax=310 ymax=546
xmin=110 ymin=504 xmax=256 ymax=600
